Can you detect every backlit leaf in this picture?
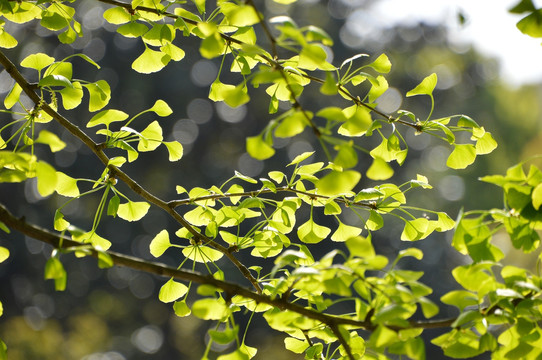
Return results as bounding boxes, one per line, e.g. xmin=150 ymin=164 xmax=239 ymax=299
xmin=406 ymin=73 xmax=437 ymax=97
xmin=164 ymin=141 xmax=184 ymax=161
xmin=138 ymin=121 xmax=163 ymax=151
xmin=36 ymin=161 xmax=57 ymax=197
xmin=183 ymin=245 xmax=224 ymax=263
xmin=192 ymin=298 xmax=229 ymax=321
xmin=315 ymin=170 xmax=361 ymax=196
xmin=159 ymin=278 xmax=188 ymax=303
xmin=150 ymin=99 xmax=173 ymax=116
xmin=87 ymin=109 xmax=129 ymax=128
xmin=246 ymin=136 xmax=274 ymax=160
xmin=446 ymin=144 xmax=476 ymax=169
xmin=297 ymin=219 xmax=331 ymax=243
xmin=150 ymin=229 xmax=171 ymax=257
xmin=132 ymin=47 xmax=171 ymax=74
xmin=55 ymin=172 xmax=79 ymax=197
xmin=0 ymin=247 xmax=9 ymax=263
xmin=20 ymin=53 xmax=55 ymax=71
xmin=331 ymin=222 xmax=362 ymax=242
xmin=117 ymin=200 xmax=150 ymax=221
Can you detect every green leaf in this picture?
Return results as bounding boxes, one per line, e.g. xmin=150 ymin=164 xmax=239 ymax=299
xmin=103 ymin=7 xmax=132 ymax=24
xmin=54 ymin=210 xmax=70 ymax=231
xmin=338 ymin=106 xmax=373 ymax=137
xmin=60 ymin=81 xmax=84 ymax=110
xmin=132 ymin=47 xmax=171 ymax=74
xmin=532 ymin=183 xmax=542 ymax=210
xmin=164 ymin=141 xmax=184 ymax=161
xmin=406 ymin=73 xmax=438 ymax=97
xmin=331 ymin=222 xmax=362 ymax=242
xmin=138 ymin=121 xmax=163 ymax=151
xmin=35 ymin=130 xmax=66 ymax=152
xmin=44 ymin=257 xmax=67 ymax=291
xmin=401 ymin=218 xmax=430 ymax=241
xmin=87 ymin=109 xmax=129 ymax=128
xmin=397 ymin=248 xmax=424 ymax=261
xmin=192 ymin=298 xmax=229 ymax=320
xmin=117 ymin=200 xmax=150 ymax=221
xmin=173 ymin=300 xmax=191 ymax=317
xmin=315 ymin=170 xmax=361 ymax=196
xmin=0 ymin=246 xmax=9 ymax=263
xmin=150 ymin=99 xmax=173 ymax=116
xmin=298 ymin=44 xmax=330 ymax=71
xmin=224 ymin=4 xmax=260 ymax=26
xmin=366 ymin=157 xmax=394 ymax=180
xmin=85 ymin=80 xmax=111 ymax=111
xmin=475 ymin=132 xmax=497 ymax=155
xmin=368 ymin=53 xmax=392 ymax=73
xmin=150 ymin=230 xmax=171 ymax=257
xmin=517 ymin=9 xmax=542 ymax=38
xmin=284 ymin=337 xmax=309 ymax=354
xmin=446 ymin=144 xmax=476 ymax=169
xmin=20 ymin=53 xmax=55 ymax=71
xmin=107 ymin=194 xmax=120 ymax=217
xmin=36 ymin=161 xmax=58 ymax=197
xmin=0 ymin=28 xmax=18 ymax=49
xmin=441 ymin=290 xmax=478 ymax=311
xmin=4 ymin=83 xmax=22 ymax=109
xmin=159 ymin=278 xmax=188 ymax=303
xmin=297 ymin=219 xmax=331 ymax=243
xmin=275 ymin=111 xmax=308 ymax=138
xmin=246 ymin=135 xmax=274 ymax=160
xmin=346 ymin=236 xmax=375 ymax=258
xmin=183 ymin=245 xmax=224 ymax=263
xmin=117 ymin=22 xmax=149 ymax=37
xmin=366 ymin=210 xmax=383 ymax=231
xmin=39 ymin=74 xmax=72 ymax=88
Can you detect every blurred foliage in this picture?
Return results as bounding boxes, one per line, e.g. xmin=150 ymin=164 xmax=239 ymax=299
xmin=0 ymin=0 xmax=541 ymax=359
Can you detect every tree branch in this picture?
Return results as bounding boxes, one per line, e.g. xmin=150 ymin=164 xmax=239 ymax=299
xmin=0 ymin=49 xmax=262 ymax=294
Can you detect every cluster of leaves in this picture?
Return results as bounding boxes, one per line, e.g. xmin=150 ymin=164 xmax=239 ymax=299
xmin=0 ymin=0 xmax=539 ymax=359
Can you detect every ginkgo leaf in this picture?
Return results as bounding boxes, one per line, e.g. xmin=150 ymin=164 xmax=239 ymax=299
xmin=406 ymin=73 xmax=438 ymax=97
xmin=138 ymin=121 xmax=163 ymax=151
xmin=446 ymin=144 xmax=476 ymax=169
xmin=246 ymin=135 xmax=274 ymax=160
xmin=315 ymin=170 xmax=361 ymax=196
xmin=331 ymin=222 xmax=362 ymax=242
xmin=164 ymin=141 xmax=184 ymax=161
xmin=87 ymin=109 xmax=128 ymax=128
xmin=55 ymin=171 xmax=79 ymax=197
xmin=149 ymin=229 xmax=171 ymax=257
xmin=0 ymin=246 xmax=9 ymax=263
xmin=297 ymin=219 xmax=331 ymax=244
xmin=183 ymin=245 xmax=224 ymax=263
xmin=159 ymin=278 xmax=188 ymax=303
xmin=150 ymin=99 xmax=173 ymax=117
xmin=132 ymin=47 xmax=171 ymax=74
xmin=20 ymin=53 xmax=55 ymax=71
xmin=36 ymin=161 xmax=57 ymax=197
xmin=35 ymin=130 xmax=66 ymax=152
xmin=117 ymin=200 xmax=150 ymax=221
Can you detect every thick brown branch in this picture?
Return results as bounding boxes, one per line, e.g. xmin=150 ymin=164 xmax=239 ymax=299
xmin=0 ymin=49 xmax=262 ymax=293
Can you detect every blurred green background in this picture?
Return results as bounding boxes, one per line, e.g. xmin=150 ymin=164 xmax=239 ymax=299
xmin=0 ymin=0 xmax=541 ymax=359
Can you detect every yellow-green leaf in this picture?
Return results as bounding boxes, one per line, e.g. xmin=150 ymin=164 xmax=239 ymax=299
xmin=117 ymin=200 xmax=150 ymax=221
xmin=164 ymin=141 xmax=184 ymax=161
xmin=532 ymin=183 xmax=542 ymax=210
xmin=331 ymin=222 xmax=362 ymax=242
xmin=159 ymin=278 xmax=188 ymax=303
xmin=150 ymin=229 xmax=171 ymax=257
xmin=87 ymin=109 xmax=129 ymax=128
xmin=315 ymin=170 xmax=361 ymax=196
xmin=366 ymin=157 xmax=394 ymax=180
xmin=55 ymin=171 xmax=79 ymax=197
xmin=36 ymin=161 xmax=57 ymax=197
xmin=297 ymin=219 xmax=331 ymax=244
xmin=0 ymin=246 xmax=9 ymax=263
xmin=132 ymin=47 xmax=171 ymax=74
xmin=35 ymin=130 xmax=66 ymax=152
xmin=138 ymin=121 xmax=163 ymax=151
xmin=446 ymin=144 xmax=476 ymax=169
xmin=150 ymin=99 xmax=173 ymax=116
xmin=246 ymin=136 xmax=274 ymax=160
xmin=183 ymin=245 xmax=224 ymax=263
xmin=21 ymin=53 xmax=55 ymax=71
xmin=406 ymin=73 xmax=437 ymax=97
